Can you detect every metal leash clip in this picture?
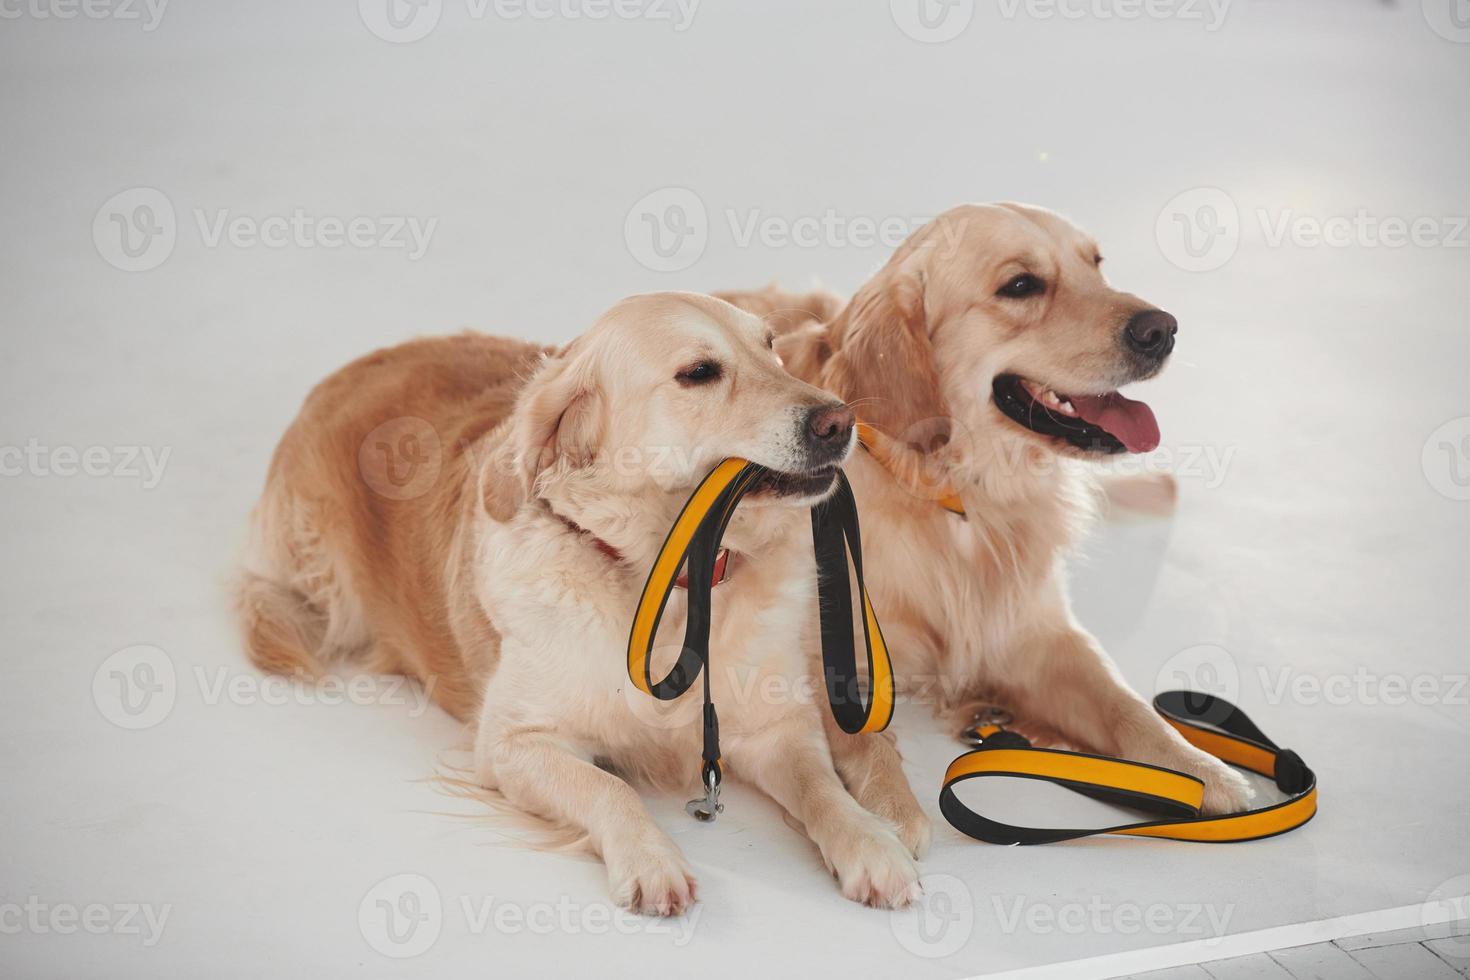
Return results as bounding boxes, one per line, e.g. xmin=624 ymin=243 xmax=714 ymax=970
xmin=685 ymin=761 xmax=724 ymax=821
xmin=960 ymin=706 xmax=1014 ymax=747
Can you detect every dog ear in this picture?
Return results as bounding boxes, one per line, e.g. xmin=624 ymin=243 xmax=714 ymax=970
xmin=482 ymin=350 xmax=604 ymax=522
xmin=822 ymin=262 xmax=948 ymax=453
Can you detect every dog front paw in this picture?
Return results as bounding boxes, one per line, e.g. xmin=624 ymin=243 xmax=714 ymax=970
xmin=605 ymin=836 xmax=698 ymax=917
xmin=1170 ymin=750 xmax=1255 ymax=816
xmin=1198 ymin=761 xmax=1256 ymax=816
xmin=870 ymin=799 xmax=929 ymax=858
xmin=819 ymin=816 xmax=921 ymax=909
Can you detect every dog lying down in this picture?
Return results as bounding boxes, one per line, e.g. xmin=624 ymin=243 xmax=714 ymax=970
xmin=720 ymin=202 xmax=1254 ymax=815
xmin=236 ymin=292 xmax=930 ymax=915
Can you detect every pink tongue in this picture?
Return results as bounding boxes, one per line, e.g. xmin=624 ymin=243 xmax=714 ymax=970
xmin=1068 ymin=391 xmax=1160 ymax=453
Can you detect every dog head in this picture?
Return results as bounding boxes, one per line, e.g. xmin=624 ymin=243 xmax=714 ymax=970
xmin=485 ymin=291 xmax=855 ymax=523
xmin=818 ymin=203 xmax=1174 ymax=480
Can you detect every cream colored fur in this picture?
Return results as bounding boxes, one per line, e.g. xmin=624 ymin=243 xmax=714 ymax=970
xmin=237 ymin=292 xmax=929 ymax=916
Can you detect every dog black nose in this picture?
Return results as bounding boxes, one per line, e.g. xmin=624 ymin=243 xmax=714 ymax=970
xmin=1124 ymin=309 xmax=1178 ymax=358
xmin=803 ymin=403 xmax=855 ymax=459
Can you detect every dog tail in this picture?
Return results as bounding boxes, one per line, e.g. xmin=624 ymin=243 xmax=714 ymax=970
xmin=234 ymin=571 xmax=327 ymax=678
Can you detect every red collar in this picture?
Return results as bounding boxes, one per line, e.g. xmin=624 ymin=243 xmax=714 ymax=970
xmin=554 ymin=513 xmax=732 ymax=589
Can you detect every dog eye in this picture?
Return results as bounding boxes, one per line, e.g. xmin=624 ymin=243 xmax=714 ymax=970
xmin=676 ymin=361 xmax=722 ymax=385
xmin=764 ymin=333 xmax=776 ymax=350
xmin=996 ymin=273 xmax=1046 ymax=299
xmin=1093 ymin=254 xmax=1103 ymax=266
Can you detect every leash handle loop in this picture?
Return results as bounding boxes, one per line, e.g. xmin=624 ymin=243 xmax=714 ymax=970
xmin=939 ymin=692 xmax=1317 ymax=844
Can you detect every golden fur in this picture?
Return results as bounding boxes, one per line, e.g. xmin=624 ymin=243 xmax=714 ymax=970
xmin=719 ymin=203 xmax=1254 ymax=814
xmin=236 ymin=292 xmax=929 ymax=914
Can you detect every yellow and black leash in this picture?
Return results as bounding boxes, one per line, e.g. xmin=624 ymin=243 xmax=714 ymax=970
xmin=626 ymin=458 xmax=894 ymax=820
xmin=942 ymin=691 xmax=1317 ymax=843
xmin=627 ymin=459 xmax=1315 ymax=842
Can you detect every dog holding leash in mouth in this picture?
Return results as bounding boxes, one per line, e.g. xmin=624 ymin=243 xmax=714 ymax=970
xmin=721 ymin=202 xmax=1255 ymax=815
xmin=236 ymin=292 xmax=929 ymax=915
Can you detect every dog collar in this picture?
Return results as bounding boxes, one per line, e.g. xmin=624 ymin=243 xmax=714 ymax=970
xmin=555 ymin=512 xmax=730 ymax=589
xmin=855 ymin=422 xmax=967 ymax=517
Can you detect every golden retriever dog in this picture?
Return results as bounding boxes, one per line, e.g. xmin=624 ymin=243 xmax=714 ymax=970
xmin=235 ymin=292 xmax=928 ymax=915
xmin=719 ymin=204 xmax=1255 ymax=815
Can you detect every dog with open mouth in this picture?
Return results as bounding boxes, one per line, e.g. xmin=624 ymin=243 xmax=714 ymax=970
xmin=719 ymin=203 xmax=1255 ymax=815
xmin=235 ymin=292 xmax=928 ymax=914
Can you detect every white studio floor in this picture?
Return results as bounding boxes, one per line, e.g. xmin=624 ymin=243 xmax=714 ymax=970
xmin=2 ymin=2 xmax=1468 ymax=978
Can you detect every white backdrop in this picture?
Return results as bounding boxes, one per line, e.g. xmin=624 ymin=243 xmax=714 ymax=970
xmin=2 ymin=1 xmax=1469 ymax=977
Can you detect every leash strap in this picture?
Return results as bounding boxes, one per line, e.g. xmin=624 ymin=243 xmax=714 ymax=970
xmin=626 ymin=459 xmax=896 ymax=787
xmin=939 ymin=691 xmax=1317 ymax=844
xmin=809 ymin=472 xmax=895 ymax=734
